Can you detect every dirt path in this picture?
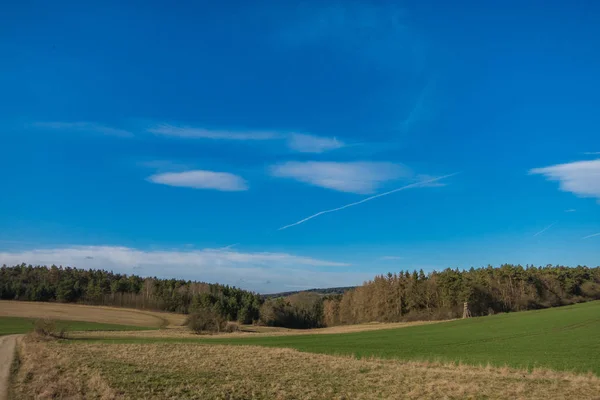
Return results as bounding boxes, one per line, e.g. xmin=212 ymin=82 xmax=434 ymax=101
xmin=0 ymin=335 xmax=20 ymax=400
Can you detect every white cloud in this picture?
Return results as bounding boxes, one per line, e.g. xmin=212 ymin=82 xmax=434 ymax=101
xmin=148 ymin=170 xmax=248 ymax=191
xmin=584 ymin=152 xmax=600 ymax=155
xmin=0 ymin=246 xmax=361 ymax=293
xmin=148 ymin=124 xmax=343 ymax=153
xmin=270 ymin=161 xmax=409 ymax=194
xmin=286 ymin=133 xmax=344 ymax=153
xmin=148 ymin=124 xmax=278 ymax=140
xmin=529 ymin=159 xmax=600 ymax=202
xmin=33 ymin=122 xmax=133 ymax=138
xmin=564 ymin=209 xmax=576 ymax=213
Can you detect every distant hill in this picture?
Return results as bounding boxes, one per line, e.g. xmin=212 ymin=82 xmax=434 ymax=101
xmin=263 ymin=286 xmax=356 ymax=299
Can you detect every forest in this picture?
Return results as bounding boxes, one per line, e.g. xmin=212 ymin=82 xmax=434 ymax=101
xmin=0 ymin=264 xmax=262 ymax=323
xmin=322 ymin=264 xmax=600 ymax=325
xmin=2 ymin=263 xmax=600 ymax=328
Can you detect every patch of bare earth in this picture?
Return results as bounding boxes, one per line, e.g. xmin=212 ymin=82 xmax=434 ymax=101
xmin=12 ymin=338 xmax=600 ymax=400
xmin=0 ymin=301 xmax=186 ymax=328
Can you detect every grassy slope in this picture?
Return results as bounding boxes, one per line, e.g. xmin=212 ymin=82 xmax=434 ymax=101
xmin=209 ymin=301 xmax=600 ymax=374
xmin=87 ymin=301 xmax=600 ymax=374
xmin=0 ymin=316 xmax=153 ymax=335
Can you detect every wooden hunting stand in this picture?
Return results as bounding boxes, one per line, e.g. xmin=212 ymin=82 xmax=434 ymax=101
xmin=462 ymin=302 xmax=472 ymax=319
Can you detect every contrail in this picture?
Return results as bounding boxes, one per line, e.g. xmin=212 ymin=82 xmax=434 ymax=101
xmin=218 ymin=243 xmax=239 ymax=250
xmin=533 ymin=221 xmax=558 ymax=237
xmin=278 ymin=173 xmax=459 ymax=231
xmin=582 ymin=232 xmax=600 ymax=240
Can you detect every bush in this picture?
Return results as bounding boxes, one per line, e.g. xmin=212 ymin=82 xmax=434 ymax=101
xmin=33 ymin=319 xmax=66 ymax=339
xmin=581 ymin=281 xmax=600 ymax=299
xmin=224 ymin=321 xmax=240 ymax=333
xmin=185 ymin=308 xmax=226 ymax=334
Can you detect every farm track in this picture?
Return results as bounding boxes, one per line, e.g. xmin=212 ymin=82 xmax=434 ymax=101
xmin=0 ymin=335 xmax=20 ymax=400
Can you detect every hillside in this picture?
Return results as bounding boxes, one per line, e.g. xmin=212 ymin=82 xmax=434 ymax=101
xmin=262 ymin=286 xmax=355 ymax=298
xmin=206 ymin=300 xmax=600 ymax=375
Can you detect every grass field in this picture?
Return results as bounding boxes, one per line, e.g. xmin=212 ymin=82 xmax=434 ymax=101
xmin=11 ymin=338 xmax=600 ymax=400
xmin=205 ymin=300 xmax=600 ymax=375
xmin=85 ymin=301 xmax=600 ymax=375
xmin=8 ymin=300 xmax=600 ymax=399
xmin=0 ymin=316 xmax=152 ymax=335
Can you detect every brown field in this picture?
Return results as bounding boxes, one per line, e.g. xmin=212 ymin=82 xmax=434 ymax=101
xmin=11 ymin=336 xmax=600 ymax=400
xmin=72 ymin=320 xmax=443 ymax=339
xmin=0 ymin=301 xmax=186 ymax=328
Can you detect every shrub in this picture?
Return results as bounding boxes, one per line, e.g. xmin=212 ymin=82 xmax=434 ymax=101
xmin=581 ymin=281 xmax=600 ymax=299
xmin=185 ymin=308 xmax=226 ymax=334
xmin=224 ymin=321 xmax=240 ymax=333
xmin=33 ymin=319 xmax=66 ymax=339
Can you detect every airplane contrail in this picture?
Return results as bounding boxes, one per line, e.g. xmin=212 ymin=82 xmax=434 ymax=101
xmin=582 ymin=232 xmax=600 ymax=240
xmin=533 ymin=221 xmax=558 ymax=237
xmin=278 ymin=173 xmax=459 ymax=231
xmin=217 ymin=243 xmax=239 ymax=250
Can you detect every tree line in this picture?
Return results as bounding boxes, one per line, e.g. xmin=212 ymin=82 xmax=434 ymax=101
xmin=322 ymin=264 xmax=600 ymax=325
xmin=2 ymin=263 xmax=600 ymax=329
xmin=0 ymin=264 xmax=262 ymax=323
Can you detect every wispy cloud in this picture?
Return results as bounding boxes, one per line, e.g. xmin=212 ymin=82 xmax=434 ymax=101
xmin=286 ymin=133 xmax=344 ymax=153
xmin=529 ymin=159 xmax=600 ymax=203
xmin=33 ymin=122 xmax=133 ymax=138
xmin=582 ymin=232 xmax=600 ymax=240
xmin=379 ymin=256 xmax=403 ymax=261
xmin=278 ymin=173 xmax=458 ymax=231
xmin=532 ymin=221 xmax=558 ymax=237
xmin=564 ymin=209 xmax=576 ymax=213
xmin=0 ymin=245 xmax=358 ymax=293
xmin=583 ymin=152 xmax=600 ymax=155
xmin=270 ymin=161 xmax=410 ymax=194
xmin=148 ymin=170 xmax=248 ymax=191
xmin=148 ymin=124 xmax=278 ymax=140
xmin=149 ymin=124 xmax=344 ymax=153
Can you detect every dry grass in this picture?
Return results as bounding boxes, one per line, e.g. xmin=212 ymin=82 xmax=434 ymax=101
xmin=0 ymin=301 xmax=186 ymax=328
xmin=72 ymin=320 xmax=441 ymax=339
xmin=10 ymin=336 xmax=119 ymax=400
xmin=12 ymin=337 xmax=600 ymax=400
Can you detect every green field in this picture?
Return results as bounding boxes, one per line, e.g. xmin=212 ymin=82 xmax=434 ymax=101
xmin=213 ymin=301 xmax=600 ymax=374
xmin=89 ymin=301 xmax=600 ymax=374
xmin=0 ymin=316 xmax=154 ymax=336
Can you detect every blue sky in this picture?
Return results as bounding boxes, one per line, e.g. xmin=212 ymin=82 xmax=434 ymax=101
xmin=1 ymin=0 xmax=599 ymax=293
